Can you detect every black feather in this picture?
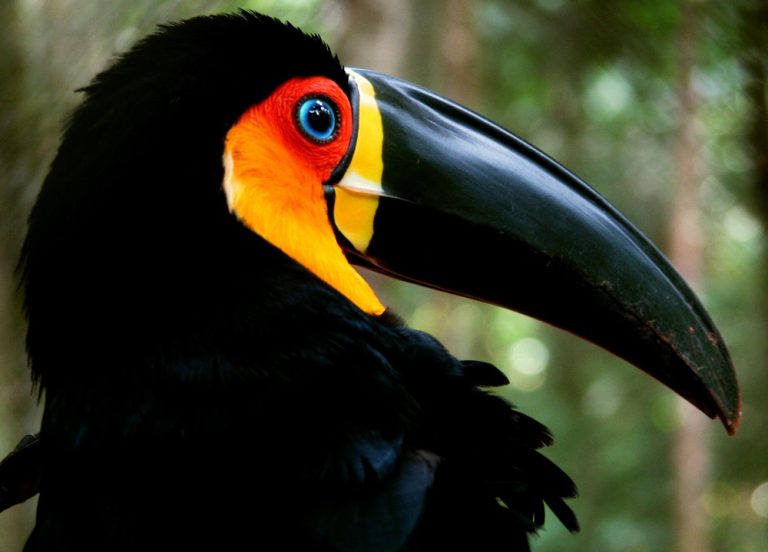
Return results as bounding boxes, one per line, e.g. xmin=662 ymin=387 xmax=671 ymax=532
xmin=0 ymin=434 xmax=41 ymax=513
xmin=12 ymin=11 xmax=578 ymax=551
xmin=460 ymin=360 xmax=510 ymax=387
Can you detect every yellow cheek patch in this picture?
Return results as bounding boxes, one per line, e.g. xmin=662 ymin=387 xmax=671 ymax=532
xmin=223 ymin=104 xmax=385 ymax=316
xmin=334 ymin=72 xmax=385 ymax=254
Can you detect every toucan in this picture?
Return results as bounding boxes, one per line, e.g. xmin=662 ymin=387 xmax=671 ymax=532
xmin=0 ymin=11 xmax=739 ymax=551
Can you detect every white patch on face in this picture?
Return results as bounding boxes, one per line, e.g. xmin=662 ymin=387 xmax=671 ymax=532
xmin=222 ymin=149 xmax=238 ymax=212
xmin=336 ymin=171 xmax=386 ymax=197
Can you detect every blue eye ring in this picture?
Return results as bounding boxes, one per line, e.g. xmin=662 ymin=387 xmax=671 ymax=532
xmin=295 ymin=96 xmax=339 ymax=144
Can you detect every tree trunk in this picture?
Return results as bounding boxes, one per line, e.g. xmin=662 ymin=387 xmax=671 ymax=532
xmin=332 ymin=0 xmax=412 ymax=76
xmin=670 ymin=2 xmax=710 ymax=551
xmin=438 ymin=0 xmax=478 ymax=106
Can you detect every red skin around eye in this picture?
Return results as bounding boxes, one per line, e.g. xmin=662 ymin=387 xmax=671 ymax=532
xmin=252 ymin=76 xmax=353 ymax=183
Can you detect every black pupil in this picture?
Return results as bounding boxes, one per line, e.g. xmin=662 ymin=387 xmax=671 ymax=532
xmin=307 ymin=101 xmax=333 ymax=133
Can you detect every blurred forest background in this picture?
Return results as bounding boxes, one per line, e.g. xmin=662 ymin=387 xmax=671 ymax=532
xmin=1 ymin=0 xmax=766 ymax=550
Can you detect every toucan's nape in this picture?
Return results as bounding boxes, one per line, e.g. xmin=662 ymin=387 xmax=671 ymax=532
xmin=3 ymin=10 xmax=738 ymax=552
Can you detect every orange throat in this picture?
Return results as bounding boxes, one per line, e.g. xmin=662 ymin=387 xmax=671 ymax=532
xmin=222 ymin=124 xmax=385 ymax=316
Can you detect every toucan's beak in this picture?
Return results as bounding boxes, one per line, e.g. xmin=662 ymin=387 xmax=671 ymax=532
xmin=325 ymin=69 xmax=740 ymax=434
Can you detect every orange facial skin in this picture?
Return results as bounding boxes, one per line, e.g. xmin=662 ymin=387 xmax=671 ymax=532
xmin=223 ymin=77 xmax=385 ymax=315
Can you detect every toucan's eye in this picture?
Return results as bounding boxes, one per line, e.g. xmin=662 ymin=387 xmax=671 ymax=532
xmin=296 ymin=97 xmax=338 ymax=143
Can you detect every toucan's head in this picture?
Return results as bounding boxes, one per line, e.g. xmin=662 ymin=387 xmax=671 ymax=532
xmin=23 ymin=11 xmax=739 ymax=431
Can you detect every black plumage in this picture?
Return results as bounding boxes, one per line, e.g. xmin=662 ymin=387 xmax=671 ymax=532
xmin=16 ymin=12 xmax=576 ymax=551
